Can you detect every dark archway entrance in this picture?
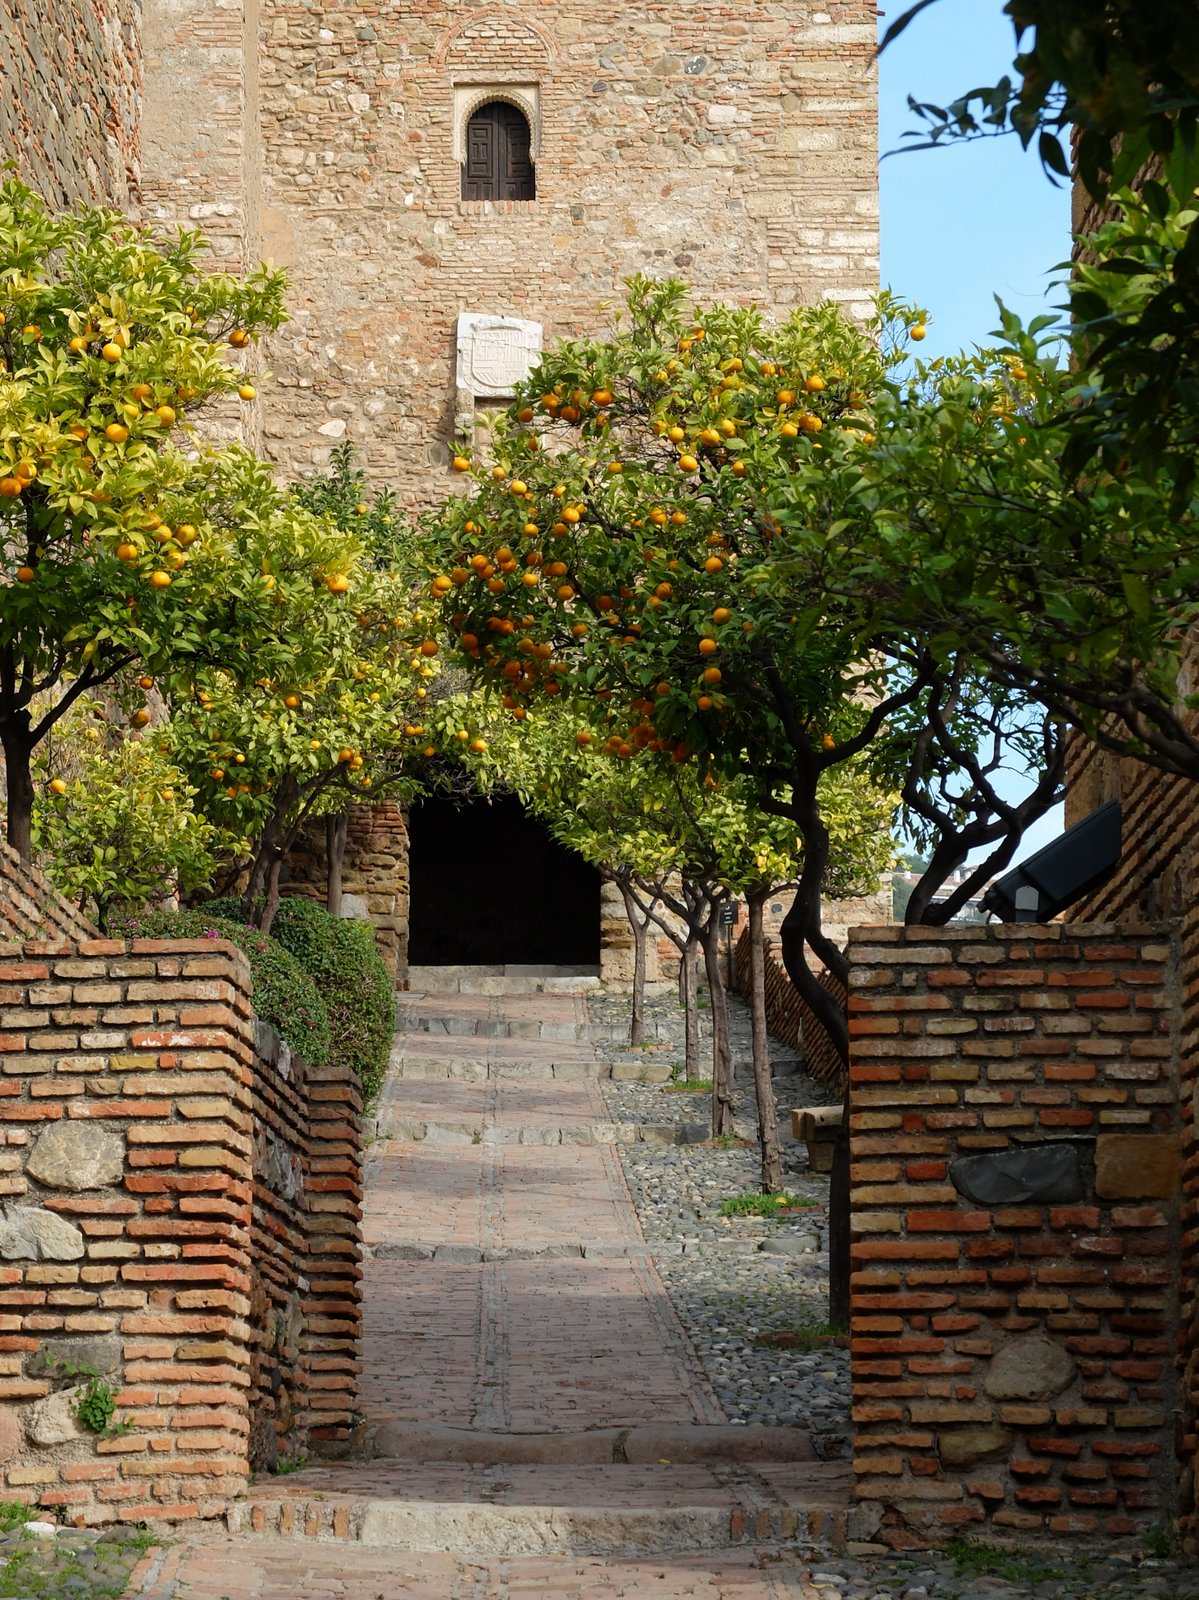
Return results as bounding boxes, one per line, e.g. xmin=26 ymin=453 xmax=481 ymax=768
xmin=407 ymin=792 xmax=601 ymax=967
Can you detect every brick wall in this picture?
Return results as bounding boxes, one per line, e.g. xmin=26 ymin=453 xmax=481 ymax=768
xmin=139 ymin=0 xmax=879 ymax=509
xmin=848 ymin=922 xmax=1181 ymax=1549
xmin=0 ymin=934 xmax=362 ymax=1523
xmin=1068 ymin=726 xmax=1199 ymax=1551
xmin=0 ymin=843 xmax=98 ymax=946
xmin=731 ymin=928 xmax=848 ymax=1093
xmin=0 ymin=0 xmax=141 ymax=212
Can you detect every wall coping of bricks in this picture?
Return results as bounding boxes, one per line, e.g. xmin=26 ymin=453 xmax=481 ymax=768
xmin=847 ymin=920 xmax=1181 ymax=1551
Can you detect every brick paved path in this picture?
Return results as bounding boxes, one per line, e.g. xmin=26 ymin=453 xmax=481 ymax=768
xmin=125 ymin=984 xmax=846 ymax=1600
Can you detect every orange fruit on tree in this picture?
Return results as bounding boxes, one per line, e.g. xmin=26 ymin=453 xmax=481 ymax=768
xmin=155 ymin=405 xmax=176 ymax=426
xmin=0 ymin=476 xmax=24 ymax=497
xmin=101 ymin=342 xmax=122 ymax=362
xmin=678 ymin=454 xmax=699 ymax=473
xmin=105 ymin=423 xmax=129 ymax=443
xmin=116 ymin=543 xmax=138 ymax=562
xmin=910 ymin=323 xmax=927 ymax=342
xmin=48 ymin=778 xmax=68 ymax=797
xmin=698 ymin=637 xmax=718 ymax=656
xmin=451 ymin=455 xmax=471 ymax=472
xmin=15 ymin=565 xmax=35 ymax=582
xmin=326 ymin=574 xmax=350 ymax=594
xmin=704 ymin=556 xmax=723 ymax=573
xmin=148 ymin=570 xmax=172 ymax=588
xmin=229 ymin=328 xmax=250 ymax=348
xmin=130 ymin=709 xmax=151 ymax=728
xmin=420 ymin=639 xmax=438 ymax=657
xmin=712 ymin=607 xmax=731 ymax=624
xmin=238 ymin=384 xmax=256 ymax=401
xmin=702 ymin=666 xmax=722 ymax=685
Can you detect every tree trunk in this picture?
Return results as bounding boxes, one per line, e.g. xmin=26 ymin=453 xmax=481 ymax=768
xmin=748 ymin=893 xmax=783 ymax=1194
xmin=618 ymin=881 xmax=648 ymax=1049
xmin=680 ymin=938 xmax=700 ymax=1082
xmin=326 ymin=812 xmax=348 ymax=917
xmin=0 ymin=713 xmax=35 ymax=863
xmin=259 ymin=855 xmax=284 ymax=937
xmin=703 ymin=916 xmax=735 ymax=1138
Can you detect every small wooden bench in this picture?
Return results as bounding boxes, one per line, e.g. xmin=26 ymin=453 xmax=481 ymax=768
xmin=790 ymin=1105 xmax=844 ymax=1174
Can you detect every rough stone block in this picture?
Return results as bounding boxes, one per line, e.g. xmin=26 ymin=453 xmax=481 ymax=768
xmin=938 ymin=1426 xmax=1015 ymax=1469
xmin=1095 ymin=1134 xmax=1179 ymax=1200
xmin=984 ymin=1334 xmax=1077 ymax=1403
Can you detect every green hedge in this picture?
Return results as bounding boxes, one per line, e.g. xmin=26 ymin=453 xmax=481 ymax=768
xmin=122 ymin=909 xmax=332 ymax=1070
xmin=208 ymin=896 xmax=393 ymax=1103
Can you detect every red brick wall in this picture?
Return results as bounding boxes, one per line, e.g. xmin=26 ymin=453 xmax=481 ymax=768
xmin=0 ymin=936 xmax=362 ymax=1523
xmin=848 ymin=922 xmax=1180 ymax=1549
xmin=731 ymin=928 xmax=847 ymax=1092
xmin=1068 ymin=728 xmax=1199 ymax=1551
xmin=0 ymin=843 xmax=98 ymax=945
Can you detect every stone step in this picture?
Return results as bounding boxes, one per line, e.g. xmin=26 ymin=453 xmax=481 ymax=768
xmin=377 ymin=1117 xmax=710 ymax=1147
xmin=226 ymin=1459 xmax=851 ymax=1557
xmin=397 ymin=1014 xmax=592 ymax=1041
xmin=406 ymin=965 xmax=601 ymax=996
xmin=366 ymin=1421 xmax=820 ymax=1466
xmin=390 ymin=1058 xmax=614 ymax=1080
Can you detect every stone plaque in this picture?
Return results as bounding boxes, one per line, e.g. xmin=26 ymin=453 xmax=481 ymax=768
xmin=456 ymin=314 xmax=542 ymax=400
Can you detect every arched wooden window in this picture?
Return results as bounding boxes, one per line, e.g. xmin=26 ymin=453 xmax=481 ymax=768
xmin=461 ymin=100 xmax=535 ymax=201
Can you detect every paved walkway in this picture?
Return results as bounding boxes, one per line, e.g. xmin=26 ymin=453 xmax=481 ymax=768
xmin=126 ymin=984 xmax=846 ymax=1599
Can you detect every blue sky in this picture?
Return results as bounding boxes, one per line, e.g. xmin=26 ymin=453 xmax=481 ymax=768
xmin=877 ymin=0 xmax=1069 ymax=860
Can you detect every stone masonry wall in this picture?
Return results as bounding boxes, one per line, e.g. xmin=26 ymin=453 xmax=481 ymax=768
xmin=848 ymin=922 xmax=1181 ymax=1550
xmin=0 ymin=0 xmax=141 ymax=212
xmin=0 ymin=934 xmax=362 ymax=1523
xmin=139 ymin=0 xmax=879 ymax=509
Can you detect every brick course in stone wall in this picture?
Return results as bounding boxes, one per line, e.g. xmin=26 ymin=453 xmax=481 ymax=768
xmin=283 ymin=803 xmax=409 ymax=982
xmin=847 ymin=922 xmax=1181 ymax=1550
xmin=0 ymin=934 xmax=362 ymax=1523
xmin=0 ymin=843 xmax=98 ymax=946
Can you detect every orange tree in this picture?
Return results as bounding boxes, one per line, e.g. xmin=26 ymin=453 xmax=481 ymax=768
xmin=419 ymin=278 xmax=1061 ymax=1065
xmin=162 ymin=455 xmax=439 ymax=934
xmin=0 ymin=180 xmax=287 ymax=858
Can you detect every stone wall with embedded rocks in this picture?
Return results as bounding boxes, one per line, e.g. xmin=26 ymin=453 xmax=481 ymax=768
xmin=138 ymin=0 xmax=878 ymax=509
xmin=0 ymin=0 xmax=141 ymax=212
xmin=0 ymin=934 xmax=362 ymax=1522
xmin=847 ymin=922 xmax=1181 ymax=1550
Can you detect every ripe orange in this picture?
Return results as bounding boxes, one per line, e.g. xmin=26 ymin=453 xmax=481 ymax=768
xmin=148 ymin=570 xmax=172 ymax=588
xmin=704 ymin=556 xmax=723 ymax=573
xmin=130 ymin=383 xmax=153 ymax=402
xmin=698 ymin=638 xmax=718 ymax=656
xmin=130 ymin=708 xmax=151 ymax=728
xmin=452 ymin=455 xmax=471 ymax=472
xmin=730 ymin=461 xmax=747 ymax=478
xmin=116 ymin=543 xmax=138 ymax=562
xmin=576 ymin=730 xmax=593 ymax=746
xmin=804 ymin=375 xmax=825 ymax=393
xmin=0 ymin=477 xmax=24 ymax=498
xmin=138 ymin=675 xmax=154 ymax=690
xmin=678 ymin=454 xmax=699 ymax=473
xmin=155 ymin=405 xmax=176 ymax=426
xmin=15 ymin=564 xmax=35 ymax=582
xmin=592 ymin=389 xmax=614 ymax=407
xmin=49 ymin=778 xmax=68 ymax=796
xmin=238 ymin=384 xmax=256 ymax=401
xmin=470 ymin=737 xmax=487 ymax=753
xmin=283 ymin=694 xmax=300 ymax=709
xmin=327 ymin=574 xmax=350 ymax=594
xmin=702 ymin=666 xmax=722 ymax=685
xmin=229 ymin=328 xmax=250 ymax=348
xmin=105 ymin=423 xmax=129 ymax=443
xmin=697 ymin=695 xmax=713 ymax=711
xmin=911 ymin=323 xmax=927 ymax=342
xmin=101 ymin=342 xmax=122 ymax=362
xmin=777 ymin=389 xmax=795 ymax=406
xmin=712 ymin=607 xmax=731 ymax=625
xmin=420 ymin=639 xmax=438 ymax=657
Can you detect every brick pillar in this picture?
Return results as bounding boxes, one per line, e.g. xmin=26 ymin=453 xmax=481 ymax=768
xmin=847 ymin=922 xmax=1181 ymax=1550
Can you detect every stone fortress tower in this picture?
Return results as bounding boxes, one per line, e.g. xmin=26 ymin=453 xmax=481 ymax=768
xmin=138 ymin=0 xmax=879 ymax=505
xmin=2 ymin=0 xmax=881 ymax=981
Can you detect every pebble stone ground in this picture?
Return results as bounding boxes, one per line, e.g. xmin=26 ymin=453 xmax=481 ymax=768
xmin=111 ymin=984 xmax=1199 ymax=1600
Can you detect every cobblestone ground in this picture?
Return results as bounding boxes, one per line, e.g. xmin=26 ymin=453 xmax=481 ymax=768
xmin=121 ymin=987 xmax=1199 ymax=1600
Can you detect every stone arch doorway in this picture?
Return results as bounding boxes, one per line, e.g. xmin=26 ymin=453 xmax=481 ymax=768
xmin=406 ymin=791 xmax=601 ymax=968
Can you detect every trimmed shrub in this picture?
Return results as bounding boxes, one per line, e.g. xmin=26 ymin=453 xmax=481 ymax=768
xmin=207 ymin=896 xmax=393 ymax=1103
xmin=121 ymin=908 xmax=332 ymax=1070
